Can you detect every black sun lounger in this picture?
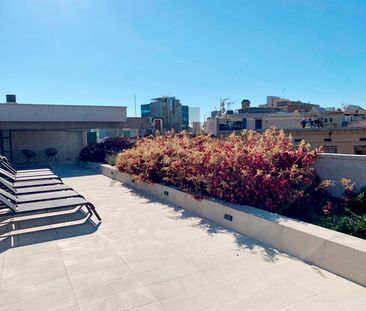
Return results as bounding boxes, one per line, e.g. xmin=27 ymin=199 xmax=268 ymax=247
xmin=0 ymin=156 xmax=53 ymax=175
xmin=4 ymin=167 xmax=55 ymax=177
xmin=0 ymin=193 xmax=101 ymax=221
xmin=13 ymin=184 xmax=73 ymax=195
xmin=0 ymin=168 xmax=60 ymax=182
xmin=0 ymin=188 xmax=82 ymax=203
xmin=0 ymin=176 xmax=72 ymax=195
xmin=0 ymin=176 xmax=63 ymax=190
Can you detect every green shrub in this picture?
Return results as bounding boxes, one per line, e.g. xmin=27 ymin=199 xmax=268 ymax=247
xmin=321 ymin=215 xmax=366 ymax=239
xmin=79 ymin=137 xmax=134 ymax=163
xmin=320 ymin=184 xmax=366 ymax=238
xmin=105 ymin=153 xmax=118 ymax=166
xmin=285 ymin=177 xmax=366 ymax=239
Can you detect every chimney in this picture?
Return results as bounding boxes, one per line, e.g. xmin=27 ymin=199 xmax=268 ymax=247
xmin=241 ymin=99 xmax=250 ymax=109
xmin=6 ymin=94 xmax=16 ymax=104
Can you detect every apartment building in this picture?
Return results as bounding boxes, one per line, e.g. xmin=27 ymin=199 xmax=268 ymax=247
xmin=205 ymin=96 xmax=366 ymax=154
xmin=206 ymin=99 xmax=300 ymax=135
xmin=206 ymin=112 xmax=300 ymax=135
xmin=141 ymin=96 xmax=189 ymax=132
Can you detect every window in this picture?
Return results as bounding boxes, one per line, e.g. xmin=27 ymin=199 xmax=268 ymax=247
xmin=181 ymin=106 xmax=189 ymax=129
xmin=323 ymin=146 xmax=338 ymax=153
xmin=360 ymin=138 xmax=366 ymax=141
xmin=141 ymin=104 xmax=151 ymax=117
xmin=294 ymin=138 xmax=302 ymax=143
xmin=330 ymin=118 xmax=333 ymax=122
xmin=324 ymin=138 xmax=332 ymax=142
xmin=123 ymin=130 xmax=131 ymax=138
xmin=242 ymin=118 xmax=247 ymax=129
xmin=255 ymin=119 xmax=262 ymax=129
xmin=354 ymin=146 xmax=366 ymax=155
xmin=324 ymin=118 xmax=328 ymax=122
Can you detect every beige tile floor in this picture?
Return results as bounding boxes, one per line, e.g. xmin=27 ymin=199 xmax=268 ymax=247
xmin=0 ymin=164 xmax=365 ymax=311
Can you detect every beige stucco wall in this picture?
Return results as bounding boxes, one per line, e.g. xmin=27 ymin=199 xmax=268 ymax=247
xmin=262 ymin=116 xmax=300 ymax=129
xmin=290 ymin=129 xmax=366 ymax=154
xmin=226 ymin=114 xmax=300 ymax=130
xmin=11 ymin=130 xmax=86 ymax=163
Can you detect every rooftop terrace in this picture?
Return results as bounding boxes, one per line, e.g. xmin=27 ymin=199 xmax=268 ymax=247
xmin=0 ymin=164 xmax=365 ymax=311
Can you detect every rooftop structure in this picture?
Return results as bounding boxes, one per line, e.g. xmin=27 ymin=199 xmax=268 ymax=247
xmin=343 ymin=104 xmax=366 ymax=115
xmin=0 ymin=102 xmax=127 ymax=124
xmin=189 ymin=107 xmax=200 ymax=124
xmin=264 ymin=96 xmax=319 ymax=113
xmin=0 ymin=96 xmax=149 ymax=163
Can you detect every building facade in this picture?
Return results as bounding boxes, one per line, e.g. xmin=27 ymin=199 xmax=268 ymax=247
xmin=182 ymin=105 xmax=189 ymax=130
xmin=206 ymin=110 xmax=301 ymax=135
xmin=289 ymin=128 xmax=366 ymax=155
xmin=140 ymin=96 xmax=189 ymax=132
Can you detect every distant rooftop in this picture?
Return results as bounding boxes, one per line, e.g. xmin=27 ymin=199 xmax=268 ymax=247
xmin=0 ymin=102 xmax=127 ymax=123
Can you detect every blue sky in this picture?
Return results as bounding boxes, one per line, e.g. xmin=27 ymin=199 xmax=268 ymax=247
xmin=1 ymin=0 xmax=365 ymax=119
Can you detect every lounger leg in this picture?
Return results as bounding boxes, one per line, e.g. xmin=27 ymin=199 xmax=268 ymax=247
xmin=87 ymin=203 xmax=102 ymax=222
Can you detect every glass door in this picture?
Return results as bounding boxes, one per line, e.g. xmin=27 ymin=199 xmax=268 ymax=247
xmin=0 ymin=130 xmax=13 ymax=162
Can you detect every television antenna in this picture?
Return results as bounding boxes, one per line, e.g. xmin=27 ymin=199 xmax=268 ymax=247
xmin=227 ymin=100 xmax=235 ymax=110
xmin=134 ymin=95 xmax=137 ymax=117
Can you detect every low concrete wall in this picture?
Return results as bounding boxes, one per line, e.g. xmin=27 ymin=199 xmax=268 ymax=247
xmin=316 ymin=153 xmax=366 ymax=196
xmin=84 ymin=162 xmax=366 ymax=287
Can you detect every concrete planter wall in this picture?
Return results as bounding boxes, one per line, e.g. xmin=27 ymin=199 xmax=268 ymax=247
xmin=316 ymin=153 xmax=366 ymax=196
xmin=84 ymin=162 xmax=366 ymax=287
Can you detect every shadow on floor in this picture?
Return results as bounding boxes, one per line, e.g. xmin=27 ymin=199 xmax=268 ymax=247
xmin=0 ymin=207 xmax=100 ymax=254
xmin=51 ymin=164 xmax=100 ymax=178
xmin=101 ymin=179 xmax=331 ymax=278
xmin=120 ymin=183 xmax=331 ymax=278
xmin=14 ymin=162 xmax=100 ymax=178
xmin=116 ymin=182 xmax=283 ymax=263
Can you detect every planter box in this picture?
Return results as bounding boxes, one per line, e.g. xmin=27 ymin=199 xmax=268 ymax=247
xmin=84 ymin=162 xmax=366 ymax=287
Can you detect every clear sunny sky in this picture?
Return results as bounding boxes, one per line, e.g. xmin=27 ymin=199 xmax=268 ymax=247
xmin=0 ymin=0 xmax=365 ymax=119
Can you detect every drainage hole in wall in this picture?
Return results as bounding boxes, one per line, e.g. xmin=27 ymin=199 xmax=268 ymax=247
xmin=224 ymin=214 xmax=233 ymax=221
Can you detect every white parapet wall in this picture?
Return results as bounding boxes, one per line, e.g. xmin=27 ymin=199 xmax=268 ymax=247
xmin=315 ymin=153 xmax=366 ymax=196
xmin=83 ymin=162 xmax=366 ymax=287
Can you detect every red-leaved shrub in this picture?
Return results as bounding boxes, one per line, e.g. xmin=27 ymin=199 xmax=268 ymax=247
xmin=116 ymin=129 xmax=320 ymax=212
